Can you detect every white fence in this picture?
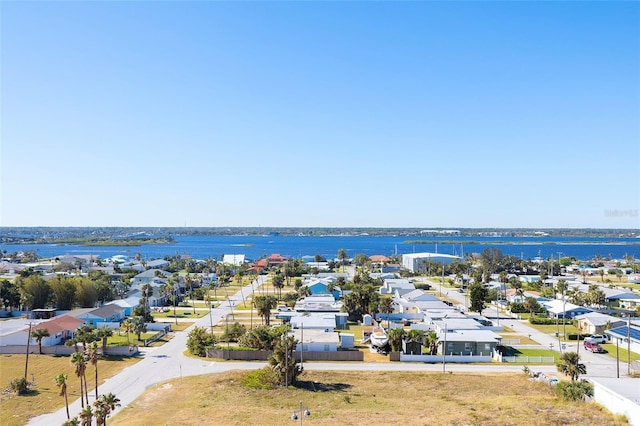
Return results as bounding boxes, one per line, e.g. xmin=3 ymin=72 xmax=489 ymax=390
xmin=399 ymin=353 xmax=492 ymax=363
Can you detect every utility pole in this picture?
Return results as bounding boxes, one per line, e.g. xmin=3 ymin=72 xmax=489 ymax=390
xmin=24 ymin=322 xmax=33 ymax=381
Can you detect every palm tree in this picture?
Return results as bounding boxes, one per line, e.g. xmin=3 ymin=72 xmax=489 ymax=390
xmin=94 ymin=392 xmax=120 ymax=426
xmin=55 ymin=373 xmax=70 ymax=419
xmin=557 ymin=351 xmax=586 ymax=381
xmin=86 ymin=341 xmax=100 ymax=399
xmin=131 ymin=316 xmax=147 ymax=341
xmin=423 ymin=331 xmax=439 ymax=355
xmin=272 ymin=273 xmax=284 ymax=300
xmin=378 ymin=298 xmax=394 ymax=328
xmin=253 ymin=295 xmax=277 ymax=326
xmin=79 ymin=406 xmax=93 ymax=426
xmin=121 ymin=319 xmax=132 ymax=345
xmin=62 ymin=418 xmax=79 ymax=426
xmin=71 ymin=352 xmax=88 ymax=408
xmin=337 ymin=248 xmax=348 ymax=272
xmin=31 ymin=327 xmax=50 ymax=354
xmin=95 ymin=327 xmax=112 ymax=353
xmin=387 ymin=327 xmax=406 ymax=352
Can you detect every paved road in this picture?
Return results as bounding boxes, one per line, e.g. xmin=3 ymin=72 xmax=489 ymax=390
xmin=28 ymin=276 xmax=266 ymax=426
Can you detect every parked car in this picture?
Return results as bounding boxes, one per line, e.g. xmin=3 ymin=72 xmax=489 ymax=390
xmin=584 ymin=340 xmax=605 ymax=353
xmin=276 ymin=305 xmax=292 ymax=312
xmin=585 ymin=334 xmax=608 ymax=344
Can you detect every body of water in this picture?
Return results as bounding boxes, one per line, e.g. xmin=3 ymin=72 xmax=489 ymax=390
xmin=2 ymin=235 xmax=639 ymax=262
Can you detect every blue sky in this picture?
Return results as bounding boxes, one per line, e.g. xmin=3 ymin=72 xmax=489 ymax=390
xmin=1 ymin=1 xmax=639 ymax=228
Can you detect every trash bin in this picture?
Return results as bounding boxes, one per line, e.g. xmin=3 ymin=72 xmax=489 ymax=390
xmin=555 ymin=332 xmax=558 ymax=337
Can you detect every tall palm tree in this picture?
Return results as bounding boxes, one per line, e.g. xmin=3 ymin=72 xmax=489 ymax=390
xmin=557 ymin=351 xmax=586 ymax=381
xmin=55 ymin=373 xmax=70 ymax=419
xmin=337 ymin=248 xmax=348 ymax=272
xmin=86 ymin=342 xmax=100 ymax=399
xmin=31 ymin=327 xmax=50 ymax=354
xmin=71 ymin=352 xmax=87 ymax=408
xmin=94 ymin=392 xmax=120 ymax=426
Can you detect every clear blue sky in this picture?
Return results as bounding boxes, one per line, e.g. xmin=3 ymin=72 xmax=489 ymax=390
xmin=1 ymin=1 xmax=639 ymax=229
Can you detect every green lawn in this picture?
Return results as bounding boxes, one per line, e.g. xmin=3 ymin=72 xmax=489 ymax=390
xmin=600 ymin=343 xmax=640 ymax=362
xmin=505 ymin=347 xmax=560 ymax=362
xmin=525 ymin=322 xmax=579 ymax=341
xmin=151 ymin=308 xmax=208 ymax=319
xmin=107 ymin=332 xmax=158 ymax=346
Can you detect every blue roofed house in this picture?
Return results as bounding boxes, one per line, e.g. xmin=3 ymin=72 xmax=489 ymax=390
xmin=105 ymin=294 xmax=141 ymax=316
xmin=303 ymin=279 xmax=341 ymax=300
xmin=605 ymin=322 xmax=640 ymax=354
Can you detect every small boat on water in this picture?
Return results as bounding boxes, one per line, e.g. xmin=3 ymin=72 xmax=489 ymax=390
xmin=370 ymin=322 xmax=388 ymax=348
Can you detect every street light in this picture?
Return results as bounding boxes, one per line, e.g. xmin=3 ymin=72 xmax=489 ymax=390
xmin=291 ymin=401 xmax=311 ymax=425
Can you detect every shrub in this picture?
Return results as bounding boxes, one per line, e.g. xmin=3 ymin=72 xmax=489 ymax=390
xmin=186 ymin=326 xmax=216 ymax=357
xmin=221 ymin=322 xmax=247 ymax=342
xmin=529 ymin=316 xmax=572 ymax=325
xmin=567 ymin=333 xmax=588 ymax=341
xmin=555 ymin=381 xmax=593 ymax=401
xmin=9 ymin=377 xmax=29 ymax=395
xmin=242 ymin=367 xmax=280 ymax=389
xmin=414 ymin=283 xmax=431 ymax=290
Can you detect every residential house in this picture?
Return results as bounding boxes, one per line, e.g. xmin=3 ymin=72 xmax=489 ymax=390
xmin=0 ymin=315 xmax=84 ymax=347
xmin=542 ymin=300 xmax=592 ymax=319
xmin=303 ymin=280 xmax=341 ymax=300
xmin=402 ymin=253 xmax=460 ymax=273
xmin=439 ymin=329 xmax=502 ymax=356
xmin=380 ymin=278 xmax=415 ymax=295
xmin=222 ymin=254 xmax=246 ymax=266
xmin=105 ymin=294 xmax=141 ymax=316
xmin=294 ymin=295 xmax=343 ymax=313
xmin=289 ymin=313 xmax=336 ymax=332
xmin=66 ymin=305 xmax=125 ymax=327
xmin=145 ymin=259 xmax=170 ymax=269
xmin=290 ymin=328 xmax=339 ymax=352
xmin=574 ymin=312 xmax=626 ymax=335
xmin=605 ymin=324 xmax=640 ymax=354
xmin=132 ymin=269 xmax=171 ymax=285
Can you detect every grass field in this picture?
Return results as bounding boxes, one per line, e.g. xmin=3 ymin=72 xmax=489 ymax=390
xmin=111 ymin=370 xmax=626 ymax=426
xmin=0 ymin=354 xmax=140 ymax=426
xmin=600 ymin=343 xmax=640 ymax=363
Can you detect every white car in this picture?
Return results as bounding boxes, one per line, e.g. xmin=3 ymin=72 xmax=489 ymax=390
xmin=585 ymin=334 xmax=607 ymax=344
xmin=277 ymin=305 xmax=292 ymax=312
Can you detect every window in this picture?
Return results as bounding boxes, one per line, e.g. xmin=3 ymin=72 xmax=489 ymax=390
xmin=464 ymin=343 xmax=472 ymax=352
xmin=324 ymin=345 xmax=330 ymax=352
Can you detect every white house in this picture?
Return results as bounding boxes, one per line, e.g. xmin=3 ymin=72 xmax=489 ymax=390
xmin=402 ymin=253 xmax=460 ymax=273
xmin=222 ymin=254 xmax=246 ymax=266
xmin=574 ymin=312 xmax=626 ymax=335
xmin=289 ymin=313 xmax=336 ymax=332
xmin=290 ymin=328 xmax=339 ymax=352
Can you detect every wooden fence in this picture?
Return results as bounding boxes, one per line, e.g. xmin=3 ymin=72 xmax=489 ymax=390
xmin=207 ymin=349 xmax=363 ymax=361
